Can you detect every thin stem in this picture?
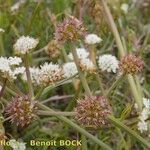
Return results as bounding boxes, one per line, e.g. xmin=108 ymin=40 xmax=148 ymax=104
xmin=32 ymin=47 xmax=46 ymax=56
xmin=101 ymin=0 xmax=142 ymax=110
xmin=71 ymin=46 xmax=91 ymax=96
xmin=106 ymin=75 xmax=124 ymax=97
xmin=89 ymin=45 xmax=105 ymax=95
xmin=81 ymin=135 xmax=88 ymax=150
xmin=26 ymin=2 xmax=41 ymax=34
xmin=127 ymin=75 xmax=142 ymax=111
xmin=24 ymin=53 xmax=34 ymax=99
xmin=0 ymin=78 xmax=7 ymax=99
xmin=37 ymin=110 xmax=76 ymax=116
xmin=42 ymin=95 xmax=74 ymax=103
xmin=108 ymin=115 xmax=150 ymax=149
xmin=101 ymin=0 xmax=125 ymax=57
xmin=37 ymin=102 xmax=112 ymax=150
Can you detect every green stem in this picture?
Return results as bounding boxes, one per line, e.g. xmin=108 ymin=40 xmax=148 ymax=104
xmin=101 ymin=0 xmax=125 ymax=57
xmin=71 ymin=46 xmax=91 ymax=96
xmin=0 ymin=33 xmax=5 ymax=55
xmin=106 ymin=75 xmax=124 ymax=97
xmin=0 ymin=78 xmax=7 ymax=99
xmin=32 ymin=47 xmax=46 ymax=56
xmin=26 ymin=2 xmax=41 ymax=34
xmin=24 ymin=53 xmax=34 ymax=99
xmin=89 ymin=45 xmax=105 ymax=95
xmin=108 ymin=115 xmax=150 ymax=149
xmin=37 ymin=110 xmax=76 ymax=116
xmin=81 ymin=135 xmax=88 ymax=150
xmin=134 ymin=75 xmax=143 ymax=100
xmin=101 ymin=0 xmax=142 ymax=110
xmin=127 ymin=75 xmax=142 ymax=111
xmin=37 ymin=102 xmax=112 ymax=150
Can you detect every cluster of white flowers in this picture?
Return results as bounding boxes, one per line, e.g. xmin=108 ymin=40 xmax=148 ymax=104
xmin=0 ymin=28 xmax=5 ymax=33
xmin=68 ymin=48 xmax=89 ymax=60
xmin=14 ymin=36 xmax=39 ymax=54
xmin=10 ymin=0 xmax=27 ymax=13
xmin=0 ymin=85 xmax=2 ymax=91
xmin=63 ymin=62 xmax=78 ymax=78
xmin=9 ymin=139 xmax=26 ymax=150
xmin=39 ymin=62 xmax=64 ymax=85
xmin=98 ymin=54 xmax=119 ymax=73
xmin=85 ymin=34 xmax=102 ymax=45
xmin=121 ymin=3 xmax=129 ymax=14
xmin=137 ymin=98 xmax=150 ymax=133
xmin=0 ymin=56 xmax=23 ymax=79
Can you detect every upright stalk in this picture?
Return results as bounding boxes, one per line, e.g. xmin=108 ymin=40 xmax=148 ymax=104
xmin=0 ymin=79 xmax=7 ymax=99
xmin=101 ymin=0 xmax=142 ymax=111
xmin=89 ymin=45 xmax=105 ymax=95
xmin=71 ymin=45 xmax=91 ymax=96
xmin=24 ymin=53 xmax=34 ymax=99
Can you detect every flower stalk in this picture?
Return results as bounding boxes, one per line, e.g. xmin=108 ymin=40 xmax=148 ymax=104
xmin=71 ymin=45 xmax=91 ymax=96
xmin=24 ymin=53 xmax=34 ymax=99
xmin=101 ymin=0 xmax=143 ymax=111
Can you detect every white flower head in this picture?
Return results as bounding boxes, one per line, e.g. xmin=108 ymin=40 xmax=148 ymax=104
xmin=143 ymin=98 xmax=150 ymax=109
xmin=14 ymin=36 xmax=39 ymax=54
xmin=140 ymin=108 xmax=149 ymax=121
xmin=68 ymin=48 xmax=89 ymax=60
xmin=13 ymin=67 xmax=25 ymax=76
xmin=9 ymin=139 xmax=26 ymax=150
xmin=98 ymin=54 xmax=119 ymax=73
xmin=8 ymin=57 xmax=22 ymax=66
xmin=85 ymin=34 xmax=102 ymax=44
xmin=0 ymin=85 xmax=2 ymax=91
xmin=0 ymin=57 xmax=23 ymax=79
xmin=11 ymin=0 xmax=27 ymax=13
xmin=80 ymin=58 xmax=96 ymax=73
xmin=137 ymin=120 xmax=148 ymax=133
xmin=121 ymin=3 xmax=129 ymax=14
xmin=39 ymin=62 xmax=64 ymax=85
xmin=0 ymin=28 xmax=5 ymax=33
xmin=63 ymin=62 xmax=78 ymax=78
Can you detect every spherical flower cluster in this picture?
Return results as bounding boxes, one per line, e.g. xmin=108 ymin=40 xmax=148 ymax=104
xmin=9 ymin=139 xmax=26 ymax=150
xmin=85 ymin=34 xmax=102 ymax=44
xmin=55 ymin=16 xmax=86 ymax=42
xmin=74 ymin=96 xmax=112 ymax=128
xmin=80 ymin=58 xmax=96 ymax=73
xmin=98 ymin=54 xmax=119 ymax=73
xmin=14 ymin=36 xmax=39 ymax=54
xmin=0 ymin=56 xmax=22 ymax=79
xmin=137 ymin=98 xmax=150 ymax=133
xmin=39 ymin=62 xmax=64 ymax=85
xmin=63 ymin=62 xmax=78 ymax=78
xmin=10 ymin=0 xmax=27 ymax=13
xmin=0 ymin=28 xmax=5 ymax=33
xmin=13 ymin=67 xmax=25 ymax=77
xmin=45 ymin=40 xmax=61 ymax=58
xmin=119 ymin=54 xmax=144 ymax=75
xmin=5 ymin=95 xmax=37 ymax=127
xmin=68 ymin=48 xmax=89 ymax=60
xmin=121 ymin=3 xmax=129 ymax=14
